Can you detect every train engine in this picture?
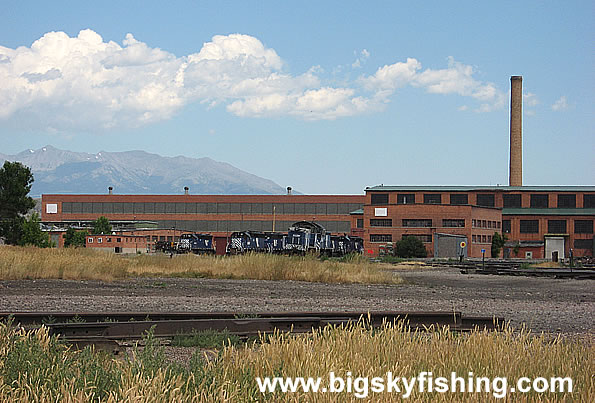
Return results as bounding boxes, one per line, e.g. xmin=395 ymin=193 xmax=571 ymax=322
xmin=178 ymin=233 xmax=215 ymax=255
xmin=285 ymin=221 xmax=331 ymax=255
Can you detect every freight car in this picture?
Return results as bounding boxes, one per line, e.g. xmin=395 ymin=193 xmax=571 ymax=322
xmin=329 ymin=234 xmax=364 ymax=256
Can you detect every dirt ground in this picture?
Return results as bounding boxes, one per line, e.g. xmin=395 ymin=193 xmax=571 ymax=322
xmin=0 ymin=265 xmax=593 ymax=337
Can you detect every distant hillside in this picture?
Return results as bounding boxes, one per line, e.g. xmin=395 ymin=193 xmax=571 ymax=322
xmin=1 ymin=146 xmax=288 ymax=196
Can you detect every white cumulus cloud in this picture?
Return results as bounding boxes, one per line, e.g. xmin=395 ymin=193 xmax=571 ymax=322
xmin=551 ymin=96 xmax=568 ymax=111
xmin=0 ymin=29 xmax=511 ymax=130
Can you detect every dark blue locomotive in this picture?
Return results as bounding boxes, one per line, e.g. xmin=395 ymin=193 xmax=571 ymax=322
xmin=226 ymin=231 xmax=286 ymax=254
xmin=285 ymin=221 xmax=332 ymax=255
xmin=177 ymin=233 xmax=215 ymax=255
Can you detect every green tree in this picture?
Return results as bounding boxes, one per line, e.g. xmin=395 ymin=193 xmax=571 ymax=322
xmin=394 ymin=236 xmax=427 ymax=258
xmin=0 ymin=161 xmax=35 ymax=245
xmin=19 ymin=212 xmax=52 ymax=247
xmin=92 ymin=216 xmax=112 ymax=235
xmin=63 ymin=227 xmax=87 ymax=247
xmin=491 ymin=232 xmax=508 ymax=258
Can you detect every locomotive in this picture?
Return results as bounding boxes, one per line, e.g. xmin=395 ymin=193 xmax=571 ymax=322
xmin=159 ymin=221 xmax=363 ymax=257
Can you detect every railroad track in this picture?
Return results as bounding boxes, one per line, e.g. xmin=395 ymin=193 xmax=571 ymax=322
xmin=1 ymin=311 xmax=504 ymax=353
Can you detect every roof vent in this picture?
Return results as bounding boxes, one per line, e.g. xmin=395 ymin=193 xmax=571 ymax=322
xmin=287 ymin=186 xmax=292 ymax=195
xmin=108 ymin=186 xmax=113 ymax=195
xmin=184 ymin=186 xmax=189 ymax=195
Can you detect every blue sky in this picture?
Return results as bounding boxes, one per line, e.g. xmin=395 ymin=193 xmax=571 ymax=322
xmin=1 ymin=1 xmax=593 ymax=194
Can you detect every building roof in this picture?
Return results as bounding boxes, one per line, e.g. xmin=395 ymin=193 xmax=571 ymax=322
xmin=365 ymin=185 xmax=595 ymax=192
xmin=502 ymin=208 xmax=595 ymax=216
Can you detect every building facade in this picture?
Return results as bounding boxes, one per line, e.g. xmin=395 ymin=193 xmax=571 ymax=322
xmin=40 ymin=186 xmax=594 ymax=259
xmin=363 ymin=186 xmax=595 ymax=259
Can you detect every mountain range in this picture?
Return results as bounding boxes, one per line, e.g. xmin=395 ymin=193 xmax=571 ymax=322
xmin=0 ymin=146 xmax=287 ymax=196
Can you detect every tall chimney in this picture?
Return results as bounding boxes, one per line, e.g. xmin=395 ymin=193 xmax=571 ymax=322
xmin=509 ymin=76 xmax=523 ymax=187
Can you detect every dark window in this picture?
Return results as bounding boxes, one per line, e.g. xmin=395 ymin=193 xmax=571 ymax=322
xmin=356 ymin=219 xmax=363 ymax=229
xmin=503 ymin=194 xmax=522 ymax=208
xmin=476 ymin=194 xmax=495 ymax=207
xmin=557 ymin=194 xmax=576 ymax=208
xmin=397 ymin=194 xmax=416 ymax=204
xmin=502 ymin=220 xmax=511 ymax=233
xmin=404 ymin=234 xmax=432 ymax=243
xmin=530 ymin=194 xmax=549 ymax=208
xmin=370 ymin=234 xmax=392 ymax=242
xmin=584 ymin=194 xmax=595 ymax=208
xmin=370 ymin=219 xmax=392 ymax=227
xmin=62 ymin=202 xmax=72 ymax=213
xmin=371 ymin=194 xmax=389 ymax=205
xmin=547 ymin=220 xmax=567 ymax=234
xmin=403 ymin=219 xmax=432 ymax=227
xmin=574 ymin=220 xmax=593 ymax=234
xmin=520 ymin=220 xmax=539 ymax=233
xmin=423 ymin=194 xmax=441 ymax=204
xmin=574 ymin=239 xmax=593 ymax=250
xmin=450 ymin=194 xmax=468 ymax=205
xmin=442 ymin=219 xmax=465 ymax=227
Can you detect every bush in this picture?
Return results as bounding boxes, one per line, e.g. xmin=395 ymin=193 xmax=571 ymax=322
xmin=394 ymin=236 xmax=427 ymax=258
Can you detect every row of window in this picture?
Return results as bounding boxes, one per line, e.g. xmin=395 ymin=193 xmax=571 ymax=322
xmin=369 ymin=234 xmax=432 ymax=243
xmin=369 ymin=219 xmax=466 ymax=228
xmin=61 ymin=202 xmax=363 ymax=216
xmin=472 ymin=219 xmax=501 ymax=229
xmin=502 ymin=219 xmax=593 ymax=234
xmin=472 ymin=234 xmax=492 ymax=244
xmin=87 ymin=237 xmax=135 ymax=244
xmin=371 ymin=193 xmax=595 ymax=208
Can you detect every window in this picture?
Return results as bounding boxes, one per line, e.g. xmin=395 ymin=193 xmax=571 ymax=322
xmin=106 ymin=237 xmax=112 ymax=242
xmin=574 ymin=239 xmax=593 ymax=250
xmin=442 ymin=219 xmax=465 ymax=227
xmin=371 ymin=194 xmax=389 ymax=205
xmin=574 ymin=220 xmax=593 ymax=234
xmin=477 ymin=194 xmax=495 ymax=207
xmin=397 ymin=194 xmax=416 ymax=204
xmin=370 ymin=234 xmax=392 ymax=242
xmin=482 ymin=235 xmax=487 ymax=243
xmin=503 ymin=194 xmax=522 ymax=208
xmin=547 ymin=220 xmax=567 ymax=234
xmin=356 ymin=219 xmax=363 ymax=229
xmin=497 ymin=221 xmax=501 ymax=229
xmin=530 ymin=194 xmax=549 ymax=208
xmin=423 ymin=194 xmax=441 ymax=204
xmin=503 ymin=220 xmax=511 ymax=233
xmin=487 ymin=235 xmax=492 ymax=243
xmin=117 ymin=238 xmax=122 ymax=242
xmin=370 ymin=219 xmax=392 ymax=227
xmin=520 ymin=220 xmax=539 ymax=233
xmin=584 ymin=194 xmax=595 ymax=208
xmin=403 ymin=219 xmax=432 ymax=227
xmin=472 ymin=235 xmax=477 ymax=243
xmin=557 ymin=194 xmax=576 ymax=208
xmin=88 ymin=237 xmax=93 ymax=243
xmin=482 ymin=220 xmax=486 ymax=228
xmin=450 ymin=194 xmax=468 ymax=205
xmin=472 ymin=219 xmax=476 ymax=227
xmin=404 ymin=234 xmax=432 ymax=243
xmin=97 ymin=237 xmax=102 ymax=244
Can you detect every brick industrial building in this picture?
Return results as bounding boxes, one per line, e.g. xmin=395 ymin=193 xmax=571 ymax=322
xmin=39 ymin=76 xmax=594 ymax=258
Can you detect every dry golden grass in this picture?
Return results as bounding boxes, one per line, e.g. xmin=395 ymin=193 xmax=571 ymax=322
xmin=0 ymin=321 xmax=592 ymax=402
xmin=0 ymin=246 xmax=401 ymax=285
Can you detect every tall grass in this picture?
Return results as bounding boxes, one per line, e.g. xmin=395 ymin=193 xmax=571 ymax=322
xmin=0 ymin=321 xmax=592 ymax=401
xmin=0 ymin=246 xmax=400 ymax=284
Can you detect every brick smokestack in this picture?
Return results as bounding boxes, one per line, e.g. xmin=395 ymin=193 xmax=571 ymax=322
xmin=509 ymin=76 xmax=523 ymax=187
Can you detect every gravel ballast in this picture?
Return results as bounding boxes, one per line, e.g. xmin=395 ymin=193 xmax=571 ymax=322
xmin=0 ymin=266 xmax=593 ymax=337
